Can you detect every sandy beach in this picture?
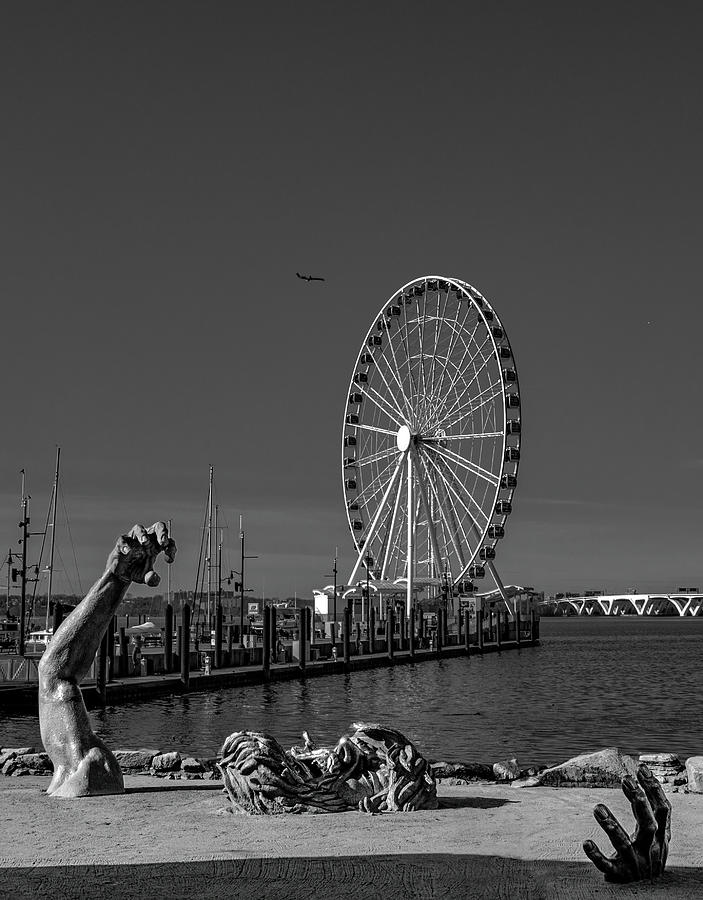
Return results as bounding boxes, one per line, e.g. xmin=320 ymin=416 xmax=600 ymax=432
xmin=1 ymin=776 xmax=701 ymax=899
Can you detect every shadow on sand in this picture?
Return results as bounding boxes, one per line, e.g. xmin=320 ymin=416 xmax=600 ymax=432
xmin=2 ymin=855 xmax=702 ymax=899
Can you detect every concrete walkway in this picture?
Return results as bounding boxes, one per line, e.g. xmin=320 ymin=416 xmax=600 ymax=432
xmin=1 ymin=777 xmax=701 ymax=899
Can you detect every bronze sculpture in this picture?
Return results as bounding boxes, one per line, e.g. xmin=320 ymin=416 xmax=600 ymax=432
xmin=583 ymin=764 xmax=671 ymax=882
xmin=219 ymin=723 xmax=438 ymax=814
xmin=38 ymin=523 xmax=176 ymax=798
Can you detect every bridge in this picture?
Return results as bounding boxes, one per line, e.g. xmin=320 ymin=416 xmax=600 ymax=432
xmin=550 ymin=593 xmax=703 ymax=617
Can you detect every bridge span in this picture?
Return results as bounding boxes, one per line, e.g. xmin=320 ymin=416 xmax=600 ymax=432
xmin=552 ymin=593 xmax=703 ymax=617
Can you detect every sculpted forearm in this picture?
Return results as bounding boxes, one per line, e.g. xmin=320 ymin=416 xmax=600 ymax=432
xmin=38 ymin=571 xmax=128 ymax=688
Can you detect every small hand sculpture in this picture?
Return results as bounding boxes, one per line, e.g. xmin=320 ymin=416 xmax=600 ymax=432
xmin=583 ymin=763 xmax=671 ymax=882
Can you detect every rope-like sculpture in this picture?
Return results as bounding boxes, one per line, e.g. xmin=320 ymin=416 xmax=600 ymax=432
xmin=218 ymin=723 xmax=438 ymax=815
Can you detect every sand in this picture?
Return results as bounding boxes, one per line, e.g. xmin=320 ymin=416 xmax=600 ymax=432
xmin=1 ymin=776 xmax=702 ymax=899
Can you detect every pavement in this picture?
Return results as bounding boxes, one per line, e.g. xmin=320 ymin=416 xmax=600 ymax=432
xmin=1 ymin=777 xmax=702 ymax=899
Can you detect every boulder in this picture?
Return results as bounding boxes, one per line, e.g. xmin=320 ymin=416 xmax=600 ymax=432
xmin=181 ymin=757 xmax=205 ymax=773
xmin=14 ymin=753 xmax=53 ymax=774
xmin=114 ymin=749 xmax=160 ymax=773
xmin=685 ymin=756 xmax=703 ymax=793
xmin=151 ymin=751 xmax=181 ymax=773
xmin=638 ymin=753 xmax=685 ymax=784
xmin=513 ymin=747 xmax=638 ymax=788
xmin=0 ymin=747 xmax=35 ymax=768
xmin=493 ymin=757 xmax=520 ymax=782
xmin=430 ymin=761 xmax=494 ymax=782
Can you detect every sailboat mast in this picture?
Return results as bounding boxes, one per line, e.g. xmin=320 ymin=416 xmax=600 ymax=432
xmin=46 ymin=446 xmax=60 ymax=630
xmin=166 ymin=518 xmax=172 ymax=609
xmin=206 ymin=465 xmax=213 ymax=637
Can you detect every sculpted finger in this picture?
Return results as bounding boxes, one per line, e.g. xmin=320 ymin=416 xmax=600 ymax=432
xmin=129 ymin=524 xmax=149 ymax=545
xmin=622 ymin=775 xmax=656 ymax=842
xmin=593 ymin=804 xmax=639 ymax=873
xmin=149 ymin=521 xmax=170 ymax=548
xmin=638 ymin=765 xmax=671 ymax=838
xmin=583 ymin=840 xmax=622 ymax=881
xmin=163 ymin=538 xmax=177 ymax=564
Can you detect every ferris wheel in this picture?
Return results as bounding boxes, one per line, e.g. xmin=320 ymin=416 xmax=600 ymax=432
xmin=342 ymin=275 xmax=521 ymax=614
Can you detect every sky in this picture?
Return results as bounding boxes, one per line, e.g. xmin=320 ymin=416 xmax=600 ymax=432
xmin=1 ymin=1 xmax=702 ymax=601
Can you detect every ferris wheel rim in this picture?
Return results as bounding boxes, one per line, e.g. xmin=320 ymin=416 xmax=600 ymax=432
xmin=341 ymin=274 xmax=521 ymax=591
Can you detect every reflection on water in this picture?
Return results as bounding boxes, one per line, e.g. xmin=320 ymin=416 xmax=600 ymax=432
xmin=2 ymin=617 xmax=702 ymax=765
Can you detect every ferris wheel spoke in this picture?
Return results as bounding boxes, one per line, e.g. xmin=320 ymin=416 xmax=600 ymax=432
xmin=439 ymin=380 xmax=504 ymax=435
xmin=373 ymin=347 xmax=414 ymax=423
xmin=425 ymin=439 xmax=500 ymax=489
xmin=359 ymin=384 xmax=406 ymax=428
xmin=435 ymin=334 xmax=495 ymax=427
xmin=431 ymin=300 xmax=477 ymax=409
xmin=421 ymin=458 xmax=478 ymax=575
xmin=421 ymin=448 xmax=487 ymax=550
xmin=352 ymin=422 xmax=398 ymax=437
xmin=422 ymin=319 xmax=486 ymax=433
xmin=421 ymin=444 xmax=491 ymax=531
xmin=422 ymin=290 xmax=451 ymax=426
xmin=381 ymin=471 xmax=405 ymax=579
xmin=410 ymin=446 xmax=446 ymax=581
xmin=425 ymin=431 xmax=503 ymax=442
xmin=391 ymin=302 xmax=421 ymax=416
xmin=347 ymin=453 xmax=406 ymax=585
xmin=355 ymin=445 xmax=398 ymax=469
xmin=383 ymin=321 xmax=417 ymax=423
xmin=354 ymin=453 xmax=401 ymax=507
xmin=416 ymin=451 xmax=467 ymax=574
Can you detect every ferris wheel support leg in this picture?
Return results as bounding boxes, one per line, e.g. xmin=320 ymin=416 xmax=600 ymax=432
xmin=406 ymin=454 xmax=414 ymax=619
xmin=486 ymin=561 xmax=516 ymax=618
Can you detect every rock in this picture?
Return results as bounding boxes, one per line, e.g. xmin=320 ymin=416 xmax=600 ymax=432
xmin=0 ymin=747 xmax=34 ymax=767
xmin=638 ymin=753 xmax=685 ymax=784
xmin=14 ymin=753 xmax=53 ymax=774
xmin=685 ymin=756 xmax=703 ymax=793
xmin=493 ymin=758 xmax=520 ymax=781
xmin=515 ymin=747 xmax=638 ymax=788
xmin=639 ymin=753 xmax=681 ymax=766
xmin=181 ymin=757 xmax=205 ymax=773
xmin=114 ymin=749 xmax=160 ymax=773
xmin=2 ymin=759 xmax=19 ymax=776
xmin=430 ymin=761 xmax=494 ymax=782
xmin=151 ymin=751 xmax=181 ymax=773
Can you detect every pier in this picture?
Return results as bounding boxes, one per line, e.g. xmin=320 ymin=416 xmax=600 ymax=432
xmin=0 ymin=610 xmax=538 ymax=711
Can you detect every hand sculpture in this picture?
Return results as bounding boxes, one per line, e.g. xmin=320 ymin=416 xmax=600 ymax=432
xmin=218 ymin=722 xmax=438 ymax=815
xmin=39 ymin=523 xmax=175 ymax=798
xmin=583 ymin=764 xmax=671 ymax=882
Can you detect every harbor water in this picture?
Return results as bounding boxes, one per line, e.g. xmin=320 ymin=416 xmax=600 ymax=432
xmin=1 ymin=617 xmax=702 ymax=766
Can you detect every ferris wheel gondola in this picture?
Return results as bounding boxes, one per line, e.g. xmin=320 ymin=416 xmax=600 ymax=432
xmin=342 ymin=276 xmax=521 ymax=613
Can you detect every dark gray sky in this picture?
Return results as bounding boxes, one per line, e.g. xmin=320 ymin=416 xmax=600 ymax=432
xmin=2 ymin=1 xmax=702 ymax=599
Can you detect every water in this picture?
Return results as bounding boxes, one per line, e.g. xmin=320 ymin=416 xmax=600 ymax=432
xmin=2 ymin=617 xmax=702 ymax=766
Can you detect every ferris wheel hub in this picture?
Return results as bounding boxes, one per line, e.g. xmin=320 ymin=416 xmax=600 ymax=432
xmin=396 ymin=425 xmax=412 ymax=452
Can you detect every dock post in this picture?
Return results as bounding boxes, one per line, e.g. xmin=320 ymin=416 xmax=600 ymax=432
xmin=164 ymin=603 xmax=174 ymax=673
xmin=298 ymin=608 xmax=307 ymax=673
xmin=477 ymin=609 xmax=484 ymax=652
xmin=436 ymin=609 xmax=443 ymax=655
xmin=108 ymin=616 xmax=116 ymax=682
xmin=387 ymin=605 xmax=395 ymax=660
xmin=180 ymin=604 xmax=190 ymax=688
xmin=496 ymin=611 xmax=502 ymax=650
xmin=214 ymin=603 xmax=223 ymax=668
xmin=270 ymin=605 xmax=277 ymax=662
xmin=262 ymin=605 xmax=271 ymax=678
xmin=409 ymin=606 xmax=415 ymax=658
xmin=516 ymin=608 xmax=521 ymax=647
xmin=118 ymin=626 xmax=128 ymax=677
xmin=369 ymin=607 xmax=376 ymax=653
xmin=343 ymin=607 xmax=351 ymax=665
xmin=464 ymin=609 xmax=471 ymax=656
xmin=52 ymin=601 xmax=64 ymax=635
xmin=227 ymin=622 xmax=234 ymax=661
xmin=355 ymin=620 xmax=361 ymax=654
xmin=96 ymin=629 xmax=108 ymax=704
